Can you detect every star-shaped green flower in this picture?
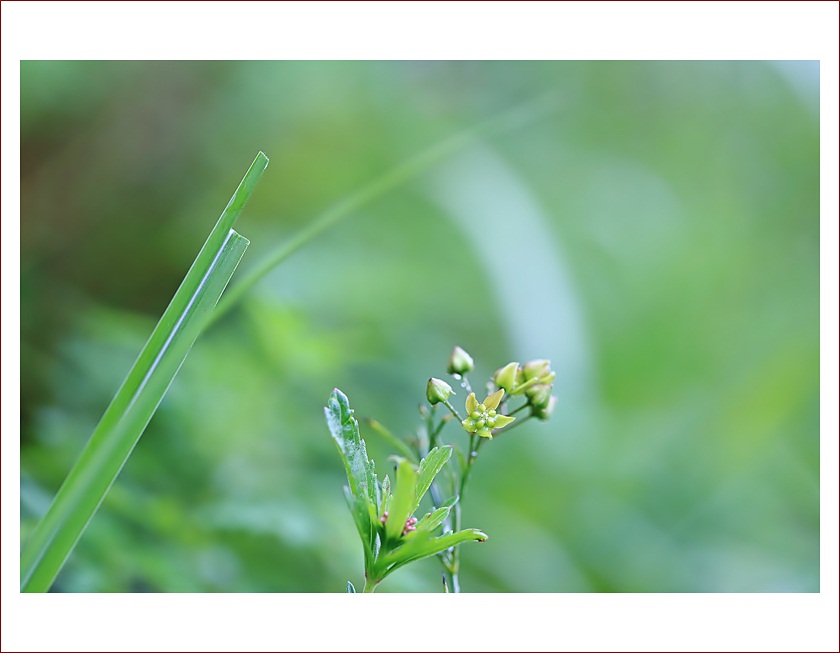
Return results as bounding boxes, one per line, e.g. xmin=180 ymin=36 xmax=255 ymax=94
xmin=461 ymin=389 xmax=515 ymax=439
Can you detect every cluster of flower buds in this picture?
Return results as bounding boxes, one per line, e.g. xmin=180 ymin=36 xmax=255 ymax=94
xmin=428 ymin=346 xmax=558 ymax=440
xmin=493 ymin=359 xmax=557 ymax=420
xmin=402 ymin=516 xmax=418 ymax=535
xmin=379 ymin=511 xmax=419 ymax=536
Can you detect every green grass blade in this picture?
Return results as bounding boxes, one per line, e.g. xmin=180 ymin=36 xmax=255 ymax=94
xmin=20 ymin=153 xmax=268 ymax=592
xmin=212 ymin=94 xmax=562 ymax=321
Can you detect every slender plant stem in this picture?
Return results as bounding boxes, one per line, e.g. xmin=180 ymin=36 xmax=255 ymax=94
xmin=447 ymin=432 xmax=484 ymax=593
xmin=447 ymin=566 xmax=461 ymax=594
xmin=433 ymin=396 xmax=532 ymax=592
xmin=508 ymin=402 xmax=530 ymax=416
xmin=364 ymin=418 xmax=418 ymax=463
xmin=431 ymin=418 xmax=447 ymax=440
xmin=442 ymin=399 xmax=464 ymax=422
xmin=493 ymin=414 xmax=535 ymax=438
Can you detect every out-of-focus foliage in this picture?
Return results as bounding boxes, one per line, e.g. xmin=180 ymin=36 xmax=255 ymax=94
xmin=20 ymin=61 xmax=819 ymax=592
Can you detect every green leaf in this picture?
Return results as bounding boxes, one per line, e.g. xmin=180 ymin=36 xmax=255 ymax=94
xmin=325 ymin=389 xmax=379 ymax=514
xmin=429 ymin=528 xmax=488 ymax=552
xmin=343 ymin=487 xmax=371 ymax=547
xmin=19 ymin=152 xmax=267 ymax=593
xmin=414 ymin=506 xmax=451 ymax=533
xmin=378 ymin=474 xmax=391 ymax=516
xmin=414 ymin=446 xmax=452 ymax=511
xmin=380 ymin=528 xmax=488 ymax=574
xmin=440 ymin=495 xmax=459 ymax=509
xmin=346 ymin=581 xmax=356 ymax=593
xmin=384 ymin=458 xmax=417 ymax=541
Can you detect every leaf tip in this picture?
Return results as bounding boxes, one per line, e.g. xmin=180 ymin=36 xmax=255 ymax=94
xmin=328 ymin=388 xmax=353 ymax=418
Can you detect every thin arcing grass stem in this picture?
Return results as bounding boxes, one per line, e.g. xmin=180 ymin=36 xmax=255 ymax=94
xmin=212 ymin=93 xmax=563 ymax=322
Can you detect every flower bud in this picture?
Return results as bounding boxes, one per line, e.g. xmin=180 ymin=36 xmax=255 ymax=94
xmin=522 ymin=359 xmax=551 ymax=381
xmin=426 ymin=377 xmax=454 ymax=405
xmin=526 ymin=383 xmax=552 ymax=410
xmin=447 ymin=346 xmax=474 ymax=375
xmin=493 ymin=362 xmax=520 ymax=393
xmin=534 ymin=395 xmax=558 ymax=420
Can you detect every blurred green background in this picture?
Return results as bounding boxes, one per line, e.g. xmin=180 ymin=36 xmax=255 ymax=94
xmin=20 ymin=61 xmax=819 ymax=592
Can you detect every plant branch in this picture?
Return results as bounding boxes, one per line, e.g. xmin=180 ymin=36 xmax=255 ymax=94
xmin=441 ymin=399 xmax=464 ymax=422
xmin=493 ymin=414 xmax=535 ymax=438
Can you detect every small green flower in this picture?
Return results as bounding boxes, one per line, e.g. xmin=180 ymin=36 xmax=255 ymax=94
xmin=447 ymin=346 xmax=474 ymax=375
xmin=461 ymin=389 xmax=515 ymax=439
xmin=426 ymin=377 xmax=454 ymax=405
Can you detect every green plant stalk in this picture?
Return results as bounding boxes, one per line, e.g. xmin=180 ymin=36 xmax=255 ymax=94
xmin=363 ymin=578 xmax=378 ymax=593
xmin=438 ymin=404 xmax=525 ymax=592
xmin=445 ymin=433 xmax=478 ymax=594
xmin=424 ymin=404 xmax=464 ymax=591
xmin=20 ymin=153 xmax=268 ymax=592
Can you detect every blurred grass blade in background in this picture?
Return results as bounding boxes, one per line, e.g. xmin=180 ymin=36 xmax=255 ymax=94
xmin=212 ymin=93 xmax=562 ymax=321
xmin=19 ymin=152 xmax=268 ymax=592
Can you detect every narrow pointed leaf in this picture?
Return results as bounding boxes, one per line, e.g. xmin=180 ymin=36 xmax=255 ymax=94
xmin=343 ymin=486 xmax=372 ymax=548
xmin=440 ymin=495 xmax=459 ymax=509
xmin=368 ymin=502 xmax=380 ymax=528
xmin=384 ymin=458 xmax=417 ymax=541
xmin=429 ymin=528 xmax=488 ymax=551
xmin=379 ymin=475 xmax=391 ymax=516
xmin=325 ymin=389 xmax=379 ymax=513
xmin=414 ymin=505 xmax=451 ymax=533
xmin=414 ymin=446 xmax=452 ymax=511
xmin=380 ymin=528 xmax=488 ymax=574
xmin=347 ymin=581 xmax=356 ymax=593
